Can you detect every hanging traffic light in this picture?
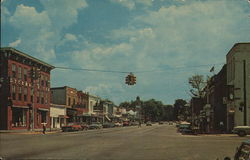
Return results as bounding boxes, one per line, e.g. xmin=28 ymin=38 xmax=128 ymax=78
xmin=125 ymin=75 xmax=130 ymax=85
xmin=125 ymin=73 xmax=136 ymax=85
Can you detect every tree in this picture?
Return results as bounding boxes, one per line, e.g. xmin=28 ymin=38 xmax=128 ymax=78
xmin=188 ymin=74 xmax=206 ymax=97
xmin=173 ymin=99 xmax=187 ymax=121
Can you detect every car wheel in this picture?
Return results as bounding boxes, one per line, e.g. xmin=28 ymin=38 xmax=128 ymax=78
xmin=238 ymin=131 xmax=246 ymax=137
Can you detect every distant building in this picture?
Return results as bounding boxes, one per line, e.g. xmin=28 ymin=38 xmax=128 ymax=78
xmin=0 ymin=47 xmax=54 ymax=130
xmin=51 ymin=86 xmax=78 ymax=123
xmin=226 ymin=43 xmax=250 ymax=129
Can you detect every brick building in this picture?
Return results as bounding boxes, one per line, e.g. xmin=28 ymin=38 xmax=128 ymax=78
xmin=0 ymin=47 xmax=54 ymax=130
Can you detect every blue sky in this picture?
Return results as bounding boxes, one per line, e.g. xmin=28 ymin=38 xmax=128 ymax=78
xmin=1 ymin=0 xmax=250 ymax=105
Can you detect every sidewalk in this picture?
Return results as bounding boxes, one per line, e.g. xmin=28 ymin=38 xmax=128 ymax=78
xmin=0 ymin=128 xmax=61 ymax=134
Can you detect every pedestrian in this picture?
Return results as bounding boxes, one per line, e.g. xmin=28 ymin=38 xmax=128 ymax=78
xmin=42 ymin=123 xmax=46 ymax=134
xmin=138 ymin=121 xmax=141 ymax=128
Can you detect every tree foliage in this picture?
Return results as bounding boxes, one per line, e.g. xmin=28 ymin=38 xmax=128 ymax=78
xmin=188 ymin=74 xmax=206 ymax=97
xmin=119 ymin=98 xmax=174 ymax=122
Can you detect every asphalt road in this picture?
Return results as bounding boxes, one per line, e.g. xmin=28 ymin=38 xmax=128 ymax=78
xmin=0 ymin=124 xmax=249 ymax=160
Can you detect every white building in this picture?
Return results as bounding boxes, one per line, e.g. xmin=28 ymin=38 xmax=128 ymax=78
xmin=50 ymin=104 xmax=67 ymax=128
xmin=87 ymin=94 xmax=101 ymax=114
xmin=226 ymin=43 xmax=250 ymax=129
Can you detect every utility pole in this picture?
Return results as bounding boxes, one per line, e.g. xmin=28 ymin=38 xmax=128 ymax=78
xmin=243 ymin=60 xmax=247 ymax=126
xmin=29 ymin=67 xmax=41 ymax=131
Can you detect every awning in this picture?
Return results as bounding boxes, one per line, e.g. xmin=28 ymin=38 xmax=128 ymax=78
xmin=38 ymin=108 xmax=49 ymax=112
xmin=59 ymin=115 xmax=69 ymax=118
xmin=12 ymin=105 xmax=29 ymax=109
xmin=105 ymin=115 xmax=111 ymax=121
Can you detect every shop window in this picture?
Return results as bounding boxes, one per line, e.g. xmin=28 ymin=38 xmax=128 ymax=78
xmin=12 ymin=108 xmax=27 ymax=127
xmin=41 ymin=111 xmax=47 ymax=123
xmin=12 ymin=64 xmax=16 ymax=78
xmin=37 ymin=113 xmax=40 ymax=126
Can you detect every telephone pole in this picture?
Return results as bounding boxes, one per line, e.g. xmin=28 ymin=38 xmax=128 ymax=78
xmin=243 ymin=60 xmax=247 ymax=126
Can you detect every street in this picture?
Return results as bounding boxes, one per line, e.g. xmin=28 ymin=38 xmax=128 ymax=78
xmin=0 ymin=124 xmax=249 ymax=160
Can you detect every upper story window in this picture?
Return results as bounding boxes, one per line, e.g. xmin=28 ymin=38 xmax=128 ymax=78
xmin=18 ymin=66 xmax=22 ymax=80
xmin=12 ymin=85 xmax=16 ymax=100
xmin=12 ymin=64 xmax=16 ymax=78
xmin=24 ymin=68 xmax=27 ymax=81
xmin=45 ymin=76 xmax=49 ymax=87
xmin=68 ymin=97 xmax=71 ymax=106
xmin=24 ymin=87 xmax=27 ymax=101
xmin=41 ymin=75 xmax=44 ymax=86
xmin=18 ymin=86 xmax=22 ymax=101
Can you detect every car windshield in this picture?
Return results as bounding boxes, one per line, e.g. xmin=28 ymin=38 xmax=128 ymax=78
xmin=1 ymin=1 xmax=249 ymax=160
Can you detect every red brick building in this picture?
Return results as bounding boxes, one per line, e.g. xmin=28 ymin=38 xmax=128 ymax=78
xmin=0 ymin=47 xmax=54 ymax=130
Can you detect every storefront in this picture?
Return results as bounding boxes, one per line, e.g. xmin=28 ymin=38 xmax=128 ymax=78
xmin=11 ymin=105 xmax=29 ymax=128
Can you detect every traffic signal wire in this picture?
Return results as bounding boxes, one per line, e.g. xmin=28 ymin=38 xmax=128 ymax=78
xmin=55 ymin=63 xmax=224 ymax=74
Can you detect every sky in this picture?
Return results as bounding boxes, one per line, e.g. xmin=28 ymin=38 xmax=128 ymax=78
xmin=1 ymin=0 xmax=250 ymax=105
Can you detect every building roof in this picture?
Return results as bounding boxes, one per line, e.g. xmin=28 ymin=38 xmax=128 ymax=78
xmin=227 ymin=42 xmax=250 ymax=56
xmin=1 ymin=47 xmax=55 ymax=69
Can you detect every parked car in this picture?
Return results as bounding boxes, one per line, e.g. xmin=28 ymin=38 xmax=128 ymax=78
xmin=114 ymin=122 xmax=123 ymax=127
xmin=123 ymin=121 xmax=130 ymax=126
xmin=130 ymin=121 xmax=139 ymax=126
xmin=232 ymin=126 xmax=250 ymax=137
xmin=89 ymin=122 xmax=103 ymax=129
xmin=75 ymin=122 xmax=89 ymax=130
xmin=220 ymin=139 xmax=250 ymax=160
xmin=146 ymin=121 xmax=152 ymax=126
xmin=61 ymin=123 xmax=83 ymax=132
xmin=159 ymin=121 xmax=164 ymax=125
xmin=102 ymin=122 xmax=115 ymax=128
xmin=178 ymin=122 xmax=191 ymax=133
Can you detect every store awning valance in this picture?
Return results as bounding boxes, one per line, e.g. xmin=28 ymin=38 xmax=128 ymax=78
xmin=12 ymin=105 xmax=29 ymax=109
xmin=38 ymin=108 xmax=49 ymax=112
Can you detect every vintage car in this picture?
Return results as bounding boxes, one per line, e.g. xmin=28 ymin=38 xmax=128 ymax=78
xmin=177 ymin=122 xmax=191 ymax=133
xmin=89 ymin=122 xmax=103 ymax=129
xmin=102 ymin=122 xmax=115 ymax=128
xmin=61 ymin=123 xmax=83 ymax=132
xmin=232 ymin=126 xmax=250 ymax=137
xmin=146 ymin=121 xmax=152 ymax=126
xmin=221 ymin=139 xmax=250 ymax=160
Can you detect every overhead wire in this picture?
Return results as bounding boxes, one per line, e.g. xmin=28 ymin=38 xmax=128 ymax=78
xmin=55 ymin=63 xmax=225 ymax=74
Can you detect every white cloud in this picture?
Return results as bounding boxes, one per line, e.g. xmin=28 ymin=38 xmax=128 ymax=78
xmin=68 ymin=0 xmax=249 ymax=103
xmin=8 ymin=4 xmax=56 ymax=61
xmin=9 ymin=39 xmax=21 ymax=47
xmin=40 ymin=0 xmax=88 ymax=29
xmin=9 ymin=4 xmax=51 ymax=29
xmin=109 ymin=0 xmax=153 ymax=10
xmin=64 ymin=33 xmax=77 ymax=41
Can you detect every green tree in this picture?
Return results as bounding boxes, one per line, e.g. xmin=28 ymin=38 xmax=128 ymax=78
xmin=173 ymin=99 xmax=187 ymax=121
